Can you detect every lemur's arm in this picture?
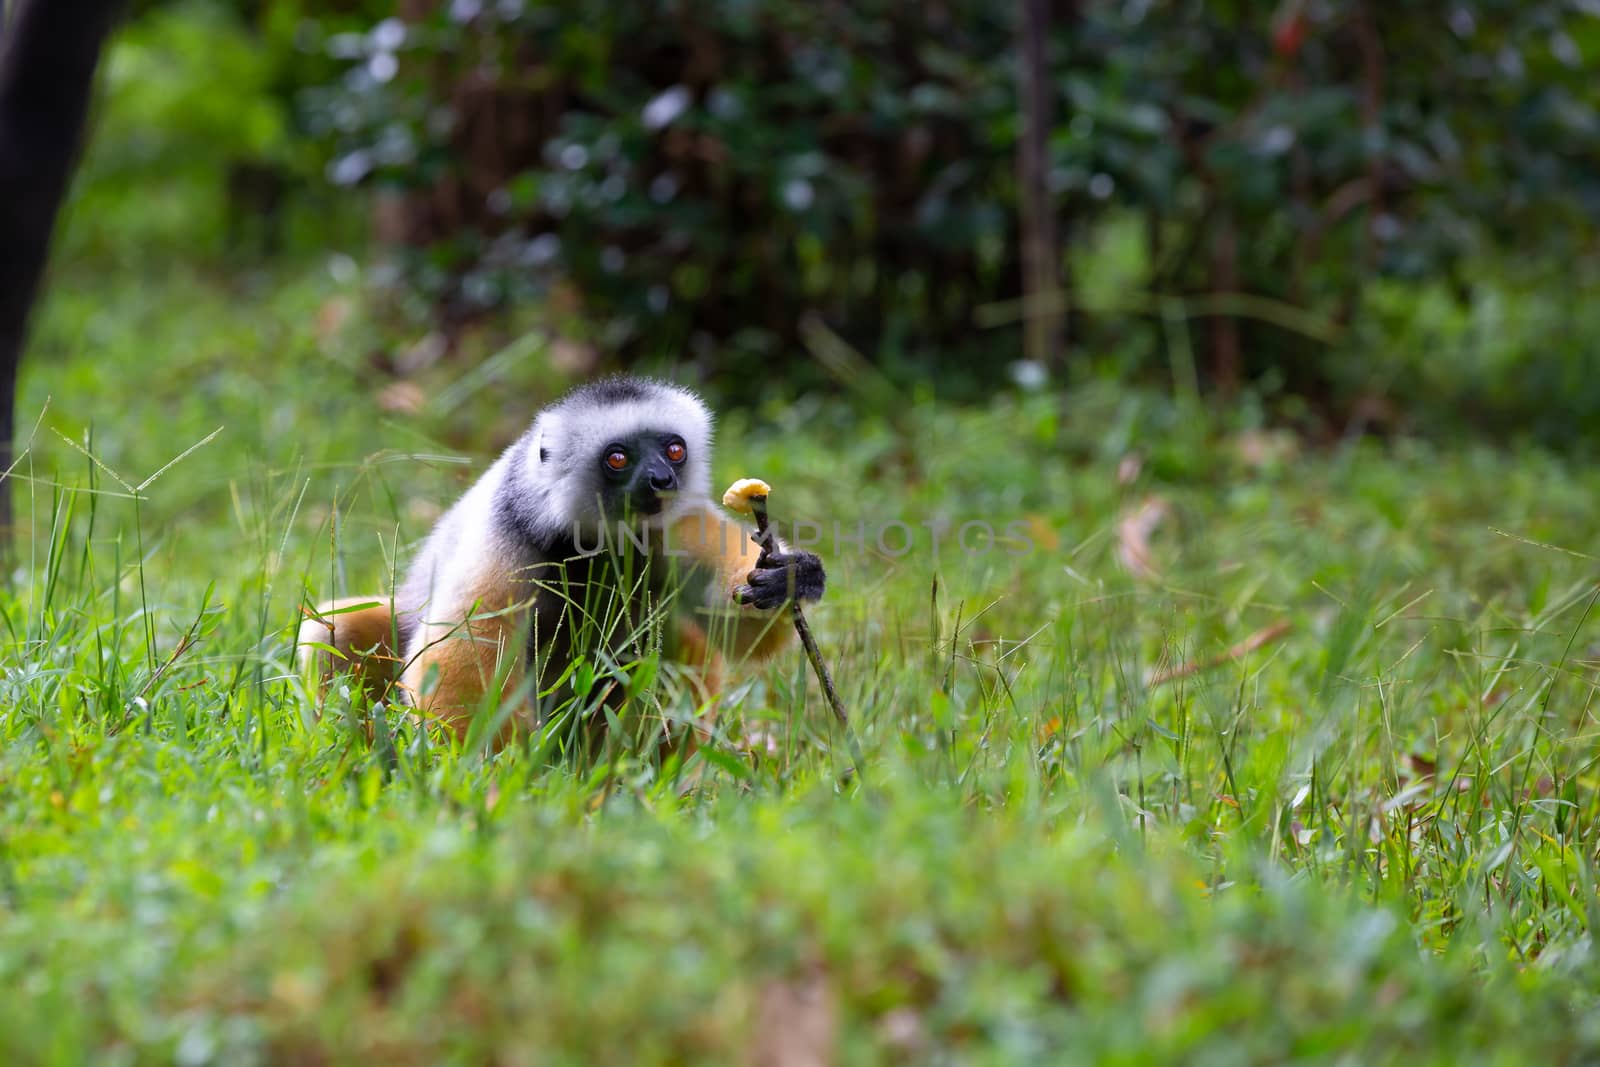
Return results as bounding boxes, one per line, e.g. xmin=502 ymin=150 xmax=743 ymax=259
xmin=667 ymin=503 xmax=825 ymax=664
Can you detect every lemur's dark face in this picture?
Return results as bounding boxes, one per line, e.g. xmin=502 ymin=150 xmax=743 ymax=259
xmin=597 ymin=431 xmax=689 ymax=519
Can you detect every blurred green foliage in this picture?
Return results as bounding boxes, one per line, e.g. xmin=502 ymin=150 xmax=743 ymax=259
xmin=67 ymin=2 xmax=288 ymax=260
xmin=294 ymin=0 xmax=1600 ymax=416
xmin=65 ymin=0 xmax=380 ymax=263
xmin=304 ymin=0 xmax=1022 ymax=392
xmin=49 ymin=0 xmax=1600 ymax=435
xmin=1357 ymin=257 xmax=1600 ymax=447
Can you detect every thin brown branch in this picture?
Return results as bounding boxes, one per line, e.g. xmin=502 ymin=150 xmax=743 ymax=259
xmin=750 ymin=495 xmax=863 ymax=782
xmin=1147 ymin=619 xmax=1293 ymax=687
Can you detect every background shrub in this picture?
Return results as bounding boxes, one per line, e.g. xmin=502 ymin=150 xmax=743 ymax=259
xmin=301 ymin=0 xmax=1600 ymax=416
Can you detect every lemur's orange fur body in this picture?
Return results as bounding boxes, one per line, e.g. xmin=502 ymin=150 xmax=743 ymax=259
xmin=299 ymin=505 xmax=793 ymax=742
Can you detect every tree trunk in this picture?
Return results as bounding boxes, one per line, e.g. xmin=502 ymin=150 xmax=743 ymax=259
xmin=1210 ymin=211 xmax=1241 ymax=394
xmin=1016 ymin=0 xmax=1062 ymax=370
xmin=0 ymin=0 xmax=122 ymax=555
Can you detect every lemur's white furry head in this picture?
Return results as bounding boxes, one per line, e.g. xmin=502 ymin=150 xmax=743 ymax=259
xmin=510 ymin=375 xmax=715 ymax=544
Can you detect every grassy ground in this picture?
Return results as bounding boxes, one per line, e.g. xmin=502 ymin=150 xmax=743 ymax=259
xmin=4 ymin=257 xmax=1600 ymax=1064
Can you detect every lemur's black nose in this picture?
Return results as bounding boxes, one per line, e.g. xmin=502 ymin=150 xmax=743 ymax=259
xmin=649 ymin=469 xmax=677 ymax=492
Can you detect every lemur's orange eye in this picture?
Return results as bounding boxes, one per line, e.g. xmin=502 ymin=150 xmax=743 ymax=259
xmin=665 ymin=441 xmax=687 ymax=463
xmin=605 ymin=449 xmax=628 ymax=471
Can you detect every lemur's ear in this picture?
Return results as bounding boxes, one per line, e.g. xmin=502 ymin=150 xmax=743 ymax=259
xmin=535 ymin=431 xmax=548 ymax=463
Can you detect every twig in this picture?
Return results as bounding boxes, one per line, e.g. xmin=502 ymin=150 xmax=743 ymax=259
xmin=749 ymin=494 xmax=864 ymax=780
xmin=1146 ymin=619 xmax=1293 ymax=687
xmin=974 ymin=287 xmax=1342 ymax=344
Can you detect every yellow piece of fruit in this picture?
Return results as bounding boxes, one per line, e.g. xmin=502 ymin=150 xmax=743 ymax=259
xmin=722 ymin=478 xmax=773 ymax=513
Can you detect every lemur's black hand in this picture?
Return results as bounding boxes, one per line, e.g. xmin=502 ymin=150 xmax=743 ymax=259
xmin=734 ymin=549 xmax=826 ymax=610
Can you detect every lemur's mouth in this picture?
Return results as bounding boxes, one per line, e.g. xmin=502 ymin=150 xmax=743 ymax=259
xmin=630 ymin=491 xmax=669 ymax=517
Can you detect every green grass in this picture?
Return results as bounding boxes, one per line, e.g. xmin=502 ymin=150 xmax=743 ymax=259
xmin=4 ymin=255 xmax=1600 ymax=1064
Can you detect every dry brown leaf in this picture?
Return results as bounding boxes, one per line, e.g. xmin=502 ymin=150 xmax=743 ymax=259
xmin=876 ymin=1008 xmax=927 ymax=1054
xmin=548 ymin=337 xmax=599 ymax=376
xmin=377 ymin=381 xmax=426 ymax=415
xmin=1233 ymin=429 xmax=1300 ymax=470
xmin=1116 ymin=495 xmax=1171 ymax=581
xmin=1021 ymin=514 xmax=1060 ymax=552
xmin=396 ymin=332 xmax=447 ymax=375
xmin=740 ymin=725 xmax=782 ymax=758
xmin=315 ymin=296 xmax=352 ymax=344
xmin=750 ymin=970 xmax=836 ymax=1067
xmin=1400 ymin=752 xmax=1437 ymax=782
